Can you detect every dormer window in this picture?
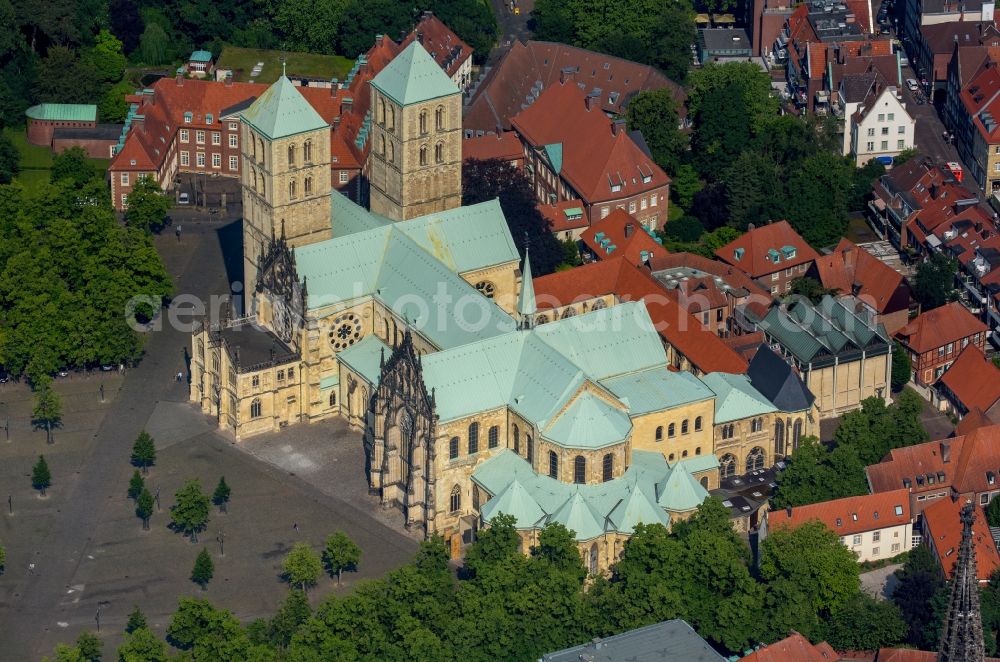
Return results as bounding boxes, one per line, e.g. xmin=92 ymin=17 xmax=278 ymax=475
xmin=988 ymin=471 xmax=995 ymax=485
xmin=835 ymin=517 xmax=842 ymax=526
xmin=851 ymin=513 xmax=858 ymax=521
xmin=206 ymin=113 xmax=213 ymax=124
xmin=610 ymin=183 xmax=621 ymax=193
xmin=184 ymin=112 xmax=192 ymax=124
xmin=873 ymin=511 xmax=879 ymax=520
xmin=894 ymin=505 xmax=903 ymax=516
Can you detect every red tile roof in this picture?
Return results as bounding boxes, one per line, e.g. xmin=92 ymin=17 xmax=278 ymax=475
xmin=399 ymin=12 xmax=472 ymax=79
xmin=539 ymin=199 xmax=589 ymax=234
xmin=714 ymin=221 xmax=820 ymax=278
xmin=511 ymin=82 xmax=670 ymax=205
xmin=955 ymin=407 xmax=998 ymax=436
xmin=723 ymin=331 xmax=766 ymax=363
xmin=768 ymin=489 xmax=911 ymax=537
xmin=463 ymin=40 xmax=685 ymax=131
xmin=921 ymin=497 xmax=1000 ymax=580
xmin=876 ymin=649 xmax=1000 ymax=662
xmin=938 ymin=345 xmax=1000 ymax=413
xmin=814 ymin=239 xmax=909 ymax=314
xmin=648 ymin=251 xmax=772 ymax=300
xmin=580 ymin=209 xmax=664 ymax=265
xmin=738 ymin=633 xmax=839 ymax=661
xmin=961 ymin=63 xmax=1000 ymax=144
xmin=462 ymin=131 xmax=522 ymax=163
xmin=532 ymin=257 xmax=749 ymax=374
xmin=894 ymin=302 xmax=987 ymax=354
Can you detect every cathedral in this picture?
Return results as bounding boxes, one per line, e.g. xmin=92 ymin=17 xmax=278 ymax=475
xmin=191 ymin=42 xmax=817 ymax=568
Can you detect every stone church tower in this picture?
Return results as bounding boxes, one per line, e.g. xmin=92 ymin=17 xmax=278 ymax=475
xmin=240 ymin=75 xmax=332 ymax=308
xmin=367 ymin=41 xmax=462 ymax=221
xmin=938 ymin=502 xmax=986 ymax=662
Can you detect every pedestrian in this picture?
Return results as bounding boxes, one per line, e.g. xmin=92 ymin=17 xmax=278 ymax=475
xmin=28 ymin=563 xmax=35 ymax=575
xmin=293 ymin=522 xmax=298 ymax=532
xmin=176 ymin=371 xmax=183 ymax=383
xmin=175 ymin=225 xmax=182 ymax=242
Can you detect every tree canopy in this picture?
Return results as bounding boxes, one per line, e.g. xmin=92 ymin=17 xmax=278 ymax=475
xmin=913 ymin=252 xmax=958 ymax=310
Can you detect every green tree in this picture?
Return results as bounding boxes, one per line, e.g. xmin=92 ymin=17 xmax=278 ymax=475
xmin=35 ymin=45 xmax=99 ymax=103
xmin=272 ymin=0 xmax=348 ymax=53
xmin=691 ymin=82 xmax=754 ymax=178
xmin=987 ymin=494 xmax=1000 ymax=527
xmin=648 ymin=0 xmax=696 ymax=84
xmin=671 ymin=164 xmax=703 ymax=210
xmin=760 ymin=520 xmax=860 ymax=616
xmin=125 ymin=606 xmax=146 ymax=634
xmin=891 ymin=341 xmax=912 ymax=391
xmin=559 ymin=238 xmax=582 ymax=268
xmin=117 ymin=627 xmax=167 ymax=662
xmin=323 ymin=531 xmax=361 ymax=585
xmin=170 ymin=479 xmax=210 ymax=542
xmin=98 ymin=79 xmax=133 ymax=123
xmin=850 ymin=158 xmax=886 ymax=211
xmin=0 ymin=132 xmax=19 ymax=184
xmin=127 ymin=470 xmax=144 ymax=502
xmin=124 ymin=177 xmax=170 ymax=233
xmin=137 ymin=23 xmax=169 ymax=64
xmin=136 ymin=487 xmax=154 ymax=530
xmin=75 ymin=631 xmax=102 ymax=661
xmin=51 ymin=147 xmax=96 ymax=188
xmin=664 ymin=215 xmax=705 ymax=242
xmin=772 ymin=437 xmax=842 ymax=508
xmin=784 ymin=151 xmax=853 ymax=248
xmin=264 ymin=588 xmax=311 ymax=649
xmin=191 ymin=548 xmax=214 ymax=589
xmin=212 ymin=476 xmax=231 ymax=513
xmin=282 ymin=542 xmax=323 ymax=592
xmin=892 ymin=543 xmax=947 ymax=649
xmin=723 ymin=152 xmax=783 ymax=230
xmin=894 ymin=147 xmax=919 ymax=165
xmin=32 ymin=377 xmax=62 ymax=443
xmin=130 ymin=431 xmax=156 ymax=474
xmin=32 ymin=454 xmax=52 ymax=496
xmin=789 ymin=276 xmax=838 ymax=303
xmin=625 ymin=88 xmax=686 ymax=174
xmin=819 ymin=591 xmax=906 ymax=650
xmin=913 ymin=253 xmax=958 ymax=310
xmin=83 ymin=29 xmax=125 ymax=83
xmin=687 ymin=62 xmax=779 ymax=132
xmin=165 ymin=597 xmax=250 ymax=657
xmin=462 ymin=158 xmax=564 ymax=276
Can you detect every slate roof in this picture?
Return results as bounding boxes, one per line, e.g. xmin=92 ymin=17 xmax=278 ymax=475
xmin=894 ymin=301 xmax=987 ymax=354
xmin=715 ymin=221 xmax=819 ymax=278
xmin=52 ymin=124 xmax=123 ymax=141
xmin=745 ymin=345 xmax=816 ymax=412
xmin=474 ymin=450 xmax=707 ymax=541
xmin=702 ymin=372 xmax=777 ymax=423
xmin=768 ymin=488 xmax=912 ymax=537
xmin=240 ymin=75 xmax=329 ymax=139
xmin=541 ymin=620 xmax=725 ymax=662
xmin=370 ymin=40 xmax=459 ymax=106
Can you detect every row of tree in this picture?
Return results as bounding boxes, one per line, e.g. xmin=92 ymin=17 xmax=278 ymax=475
xmin=47 ymin=498 xmax=915 ymax=660
xmin=773 ymin=392 xmax=928 ymax=508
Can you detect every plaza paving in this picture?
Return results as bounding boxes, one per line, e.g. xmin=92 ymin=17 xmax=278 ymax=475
xmin=0 ymin=220 xmax=417 ymax=660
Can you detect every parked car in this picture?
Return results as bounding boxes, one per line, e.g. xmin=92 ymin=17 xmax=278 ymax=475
xmin=906 ymin=78 xmax=919 ymax=91
xmin=178 ymin=192 xmax=190 ymax=205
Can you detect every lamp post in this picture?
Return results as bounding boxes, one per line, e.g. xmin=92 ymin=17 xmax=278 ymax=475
xmin=217 ymin=529 xmax=225 ymax=557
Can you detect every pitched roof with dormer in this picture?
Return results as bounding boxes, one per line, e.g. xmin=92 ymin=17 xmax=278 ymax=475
xmin=768 ymin=488 xmax=912 ymax=538
xmin=938 ymin=345 xmax=1000 ymax=414
xmin=715 ymin=221 xmax=820 ymax=279
xmin=814 ymin=239 xmax=910 ymax=315
xmin=894 ymin=301 xmax=987 ymax=355
xmin=399 ymin=12 xmax=473 ymax=79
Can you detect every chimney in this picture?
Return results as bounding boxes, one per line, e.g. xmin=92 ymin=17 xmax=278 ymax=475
xmin=375 ymin=34 xmax=383 ymax=45
xmin=417 ymin=31 xmax=424 ymax=45
xmin=585 ymin=92 xmax=597 ymax=111
xmin=612 ymin=118 xmax=626 ymax=136
xmin=224 ymin=71 xmax=233 ymax=87
xmin=941 ymin=441 xmax=951 ymax=463
xmin=786 ymin=505 xmax=793 ymax=517
xmin=330 ymin=78 xmax=339 ymax=96
xmin=133 ymin=114 xmax=145 ymax=134
xmin=176 ymin=67 xmax=184 ymax=86
xmin=495 ymin=122 xmax=503 ymax=139
xmin=748 ymin=222 xmax=756 ymax=231
xmin=341 ymin=97 xmax=353 ymax=116
xmin=559 ymin=67 xmax=575 ymax=84
xmin=625 ymin=223 xmax=634 ymax=238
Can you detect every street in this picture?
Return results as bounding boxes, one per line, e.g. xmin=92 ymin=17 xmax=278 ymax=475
xmin=896 ymin=67 xmax=962 ymax=167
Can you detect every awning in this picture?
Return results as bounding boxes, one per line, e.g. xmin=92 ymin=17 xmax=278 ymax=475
xmin=876 ymin=155 xmax=894 ymax=165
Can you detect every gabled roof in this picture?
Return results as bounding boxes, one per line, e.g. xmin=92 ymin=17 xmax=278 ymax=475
xmin=702 ymin=372 xmax=777 ymax=423
xmin=580 ymin=209 xmax=663 ymax=264
xmin=922 ymin=497 xmax=1000 ymax=580
xmin=938 ymin=345 xmax=1000 ymax=413
xmin=894 ymin=302 xmax=987 ymax=354
xmin=746 ymin=345 xmax=816 ymax=412
xmin=398 ymin=12 xmax=473 ymax=78
xmin=511 ymin=82 xmax=670 ymax=204
xmin=370 ymin=40 xmax=459 ymax=106
xmin=738 ymin=633 xmax=838 ymax=662
xmin=240 ymin=75 xmax=329 ymax=139
xmin=532 ymin=257 xmax=749 ymax=374
xmin=462 ymin=131 xmax=522 ymax=162
xmin=715 ymin=221 xmax=819 ymax=278
xmin=768 ymin=488 xmax=912 ymax=537
xmin=814 ymin=239 xmax=909 ymax=314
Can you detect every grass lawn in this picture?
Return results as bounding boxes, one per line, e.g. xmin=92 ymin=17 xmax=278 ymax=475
xmin=4 ymin=127 xmax=111 ymax=195
xmin=217 ymin=47 xmax=353 ymax=84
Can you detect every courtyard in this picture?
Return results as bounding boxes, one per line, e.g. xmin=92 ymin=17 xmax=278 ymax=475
xmin=0 ymin=220 xmax=417 ymax=659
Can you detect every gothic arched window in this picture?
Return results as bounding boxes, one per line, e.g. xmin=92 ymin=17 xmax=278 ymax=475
xmin=380 ymin=134 xmax=386 ymax=156
xmin=449 ymin=485 xmax=461 ymax=512
xmin=793 ymin=419 xmax=803 ymax=448
xmin=548 ymin=451 xmax=558 ymax=479
xmin=250 ymin=398 xmax=262 ymax=418
xmin=695 ymin=416 xmax=702 ymax=431
xmin=449 ymin=436 xmax=459 ymax=460
xmin=379 ymin=98 xmax=386 ymax=125
xmin=288 ymin=144 xmax=296 ymax=166
xmin=668 ymin=422 xmax=676 ymax=437
xmin=602 ymin=453 xmax=613 ymax=482
xmin=419 ymin=110 xmax=428 ymax=134
xmin=288 ymin=179 xmax=297 ymax=200
xmin=527 ymin=435 xmax=534 ymax=464
xmin=681 ymin=419 xmax=689 ymax=435
xmin=435 ymin=106 xmax=444 ymax=131
xmin=304 ymin=177 xmax=312 ymax=195
xmin=775 ymin=418 xmax=785 ymax=456
xmin=655 ymin=426 xmax=663 ymax=441
xmin=475 ymin=281 xmax=495 ymax=298
xmin=304 ymin=140 xmax=312 ymax=162
xmin=561 ymin=307 xmax=576 ymax=319
xmin=746 ymin=447 xmax=765 ymax=472
xmin=434 ymin=142 xmax=443 ymax=164
xmin=468 ymin=422 xmax=479 ymax=454
xmin=720 ymin=453 xmax=737 ymax=478
xmin=419 ymin=145 xmax=428 ymax=166
xmin=488 ymin=425 xmax=499 ymax=448
xmin=513 ymin=424 xmax=520 ymax=454
xmin=574 ymin=456 xmax=586 ymax=484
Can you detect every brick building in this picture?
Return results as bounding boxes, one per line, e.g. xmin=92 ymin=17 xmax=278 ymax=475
xmin=714 ymin=221 xmax=820 ymax=296
xmin=399 ymin=11 xmax=473 ymax=90
xmin=894 ymin=301 xmax=987 ymax=385
xmin=510 ymin=80 xmax=670 ymax=231
xmin=936 ymin=344 xmax=1000 ymax=418
xmin=25 ymin=103 xmax=121 ymax=159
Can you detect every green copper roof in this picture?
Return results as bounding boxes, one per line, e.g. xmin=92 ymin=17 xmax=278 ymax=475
xmin=518 ymin=250 xmax=536 ymax=318
xmin=240 ymin=76 xmax=328 ymax=139
xmin=472 ymin=450 xmax=710 ymax=541
xmin=480 ymin=478 xmax=547 ymax=529
xmin=190 ymin=50 xmax=213 ymax=62
xmin=369 ymin=41 xmax=459 ymax=106
xmin=319 ymin=374 xmax=340 ymax=389
xmin=600 ymin=367 xmax=714 ymax=415
xmin=551 ymin=491 xmax=605 ymax=540
xmin=656 ymin=465 xmax=710 ymax=512
xmin=543 ymin=143 xmax=563 ymax=174
xmin=26 ymin=103 xmax=96 ymax=122
xmin=676 ymin=454 xmax=720 ymax=475
xmin=702 ymin=372 xmax=776 ymax=424
xmin=543 ymin=392 xmax=632 ymax=450
xmin=336 ymin=335 xmax=390 ymax=386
